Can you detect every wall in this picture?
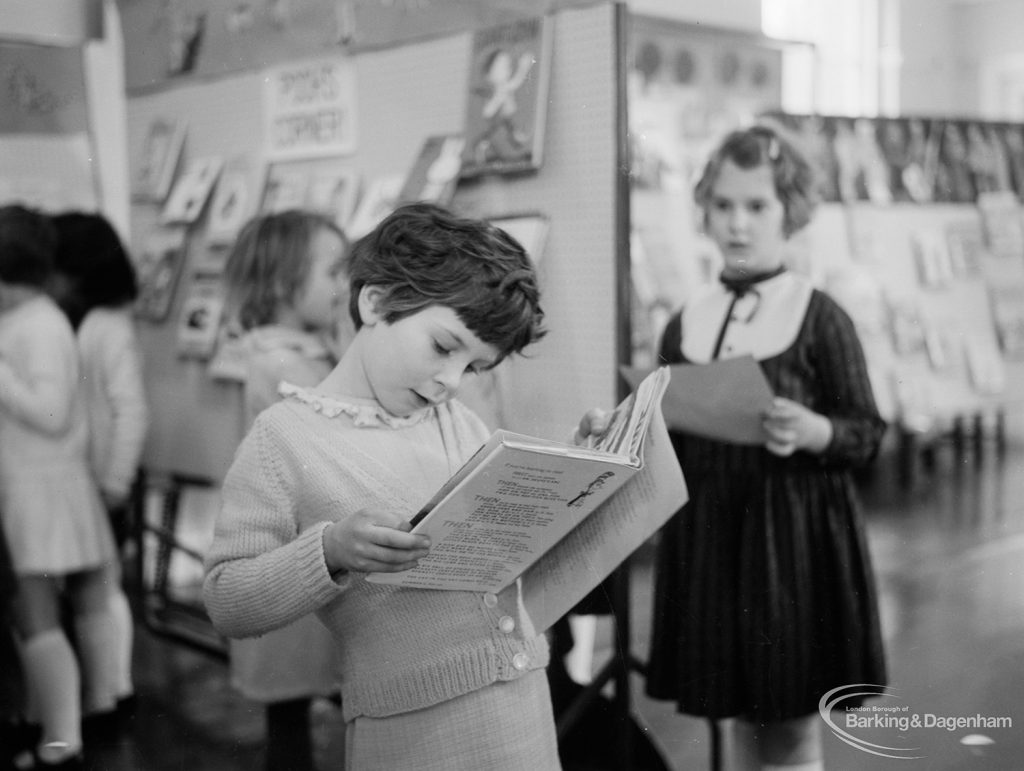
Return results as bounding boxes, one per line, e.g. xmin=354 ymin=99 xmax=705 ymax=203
xmin=956 ymin=0 xmax=1024 ymax=120
xmin=128 ymin=4 xmax=622 ymax=481
xmin=0 ymin=0 xmax=103 ymax=45
xmin=627 ymin=0 xmax=762 ymax=32
xmin=895 ymin=0 xmax=1024 ymax=120
xmin=896 ymin=0 xmax=972 ymax=116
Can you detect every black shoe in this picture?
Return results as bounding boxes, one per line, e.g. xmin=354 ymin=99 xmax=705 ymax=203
xmin=0 ymin=721 xmax=39 ymax=770
xmin=116 ymin=693 xmax=137 ymax=720
xmin=81 ymin=709 xmax=121 ymax=748
xmin=35 ymin=757 xmax=84 ymax=771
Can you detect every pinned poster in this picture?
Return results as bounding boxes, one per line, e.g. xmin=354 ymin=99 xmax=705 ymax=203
xmin=263 ymin=57 xmax=357 ymax=160
xmin=461 ymin=16 xmax=553 ymax=178
xmin=132 ymin=117 xmax=187 ymax=203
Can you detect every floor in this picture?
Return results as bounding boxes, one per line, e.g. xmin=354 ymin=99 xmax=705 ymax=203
xmin=26 ymin=434 xmax=1024 ymax=770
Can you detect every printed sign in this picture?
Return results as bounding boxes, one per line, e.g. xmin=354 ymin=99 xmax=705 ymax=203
xmin=263 ymin=58 xmax=356 ymax=160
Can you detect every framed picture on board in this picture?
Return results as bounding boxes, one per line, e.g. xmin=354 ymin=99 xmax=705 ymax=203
xmin=259 ymin=164 xmax=308 ymax=214
xmin=346 ymin=174 xmax=404 ymax=239
xmin=489 ymin=213 xmax=549 ymax=266
xmin=990 ymin=283 xmax=1024 ymax=360
xmin=176 ymin=276 xmax=226 ymax=360
xmin=461 ymin=16 xmax=553 ymax=178
xmin=207 ymin=320 xmax=249 ymax=383
xmin=161 ymin=156 xmax=224 ymax=225
xmin=397 ymin=134 xmax=465 ymax=206
xmin=258 ymin=158 xmax=359 ymax=228
xmin=306 ymin=166 xmax=360 ymax=227
xmin=207 ymin=155 xmax=256 ymax=246
xmin=135 ymin=228 xmax=188 ymax=323
xmin=132 ymin=118 xmax=187 ymax=203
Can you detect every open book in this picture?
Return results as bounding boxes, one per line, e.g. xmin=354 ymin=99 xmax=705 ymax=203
xmin=367 ymin=367 xmax=689 ymax=631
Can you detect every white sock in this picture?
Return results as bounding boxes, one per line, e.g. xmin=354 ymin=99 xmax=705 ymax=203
xmin=19 ymin=630 xmax=82 ymax=756
xmin=74 ymin=608 xmax=120 ymax=714
xmin=565 ymin=614 xmax=597 ymax=684
xmin=107 ymin=588 xmax=135 ymax=699
xmin=762 ymin=762 xmax=824 ymax=771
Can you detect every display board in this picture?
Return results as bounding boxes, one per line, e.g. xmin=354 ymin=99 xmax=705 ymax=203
xmin=627 ymin=16 xmax=787 ymax=367
xmin=769 ymin=113 xmax=1024 ymax=436
xmin=826 ymin=203 xmax=1019 ymax=429
xmin=127 ymin=4 xmax=621 ymax=481
xmin=0 ymin=41 xmax=100 ymax=210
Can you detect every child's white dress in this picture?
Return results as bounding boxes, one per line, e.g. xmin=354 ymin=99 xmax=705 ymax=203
xmin=229 ymin=326 xmax=342 ymax=702
xmin=0 ymin=296 xmax=113 ymax=575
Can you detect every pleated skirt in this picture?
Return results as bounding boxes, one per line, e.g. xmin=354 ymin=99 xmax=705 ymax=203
xmin=1 ymin=460 xmax=114 ymax=576
xmin=645 ymin=440 xmax=887 ymax=722
xmin=343 ymin=669 xmax=561 ymax=771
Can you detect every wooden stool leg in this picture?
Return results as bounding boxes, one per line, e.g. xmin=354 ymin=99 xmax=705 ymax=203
xmin=996 ymin=408 xmax=1007 ymax=457
xmin=974 ymin=412 xmax=984 ymax=463
xmin=952 ymin=415 xmax=965 ymax=463
xmin=898 ymin=428 xmax=916 ymax=488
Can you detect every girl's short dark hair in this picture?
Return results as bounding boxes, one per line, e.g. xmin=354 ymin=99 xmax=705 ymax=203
xmin=223 ymin=210 xmax=346 ymax=330
xmin=52 ymin=211 xmax=138 ymax=327
xmin=694 ymin=122 xmax=819 ymax=237
xmin=0 ymin=204 xmax=57 ymax=288
xmin=347 ymin=202 xmax=546 ymax=363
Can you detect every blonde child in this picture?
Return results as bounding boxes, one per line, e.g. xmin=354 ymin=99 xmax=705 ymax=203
xmin=50 ymin=211 xmax=149 ymax=739
xmin=204 ymin=202 xmax=603 ymax=770
xmin=645 ymin=124 xmax=887 ymax=770
xmin=0 ymin=205 xmax=120 ymax=768
xmin=220 ymin=210 xmax=350 ymax=771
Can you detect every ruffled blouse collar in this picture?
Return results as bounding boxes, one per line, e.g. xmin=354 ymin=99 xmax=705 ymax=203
xmin=278 ymin=381 xmax=432 ymax=429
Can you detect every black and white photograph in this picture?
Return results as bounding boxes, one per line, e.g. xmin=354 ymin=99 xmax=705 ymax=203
xmin=5 ymin=3 xmax=1024 ymax=771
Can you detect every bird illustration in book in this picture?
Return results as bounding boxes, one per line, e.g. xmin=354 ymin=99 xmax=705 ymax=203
xmin=567 ymin=471 xmax=616 ymax=508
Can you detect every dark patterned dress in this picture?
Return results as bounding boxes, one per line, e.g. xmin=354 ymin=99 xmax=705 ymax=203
xmin=645 ymin=272 xmax=888 ymax=721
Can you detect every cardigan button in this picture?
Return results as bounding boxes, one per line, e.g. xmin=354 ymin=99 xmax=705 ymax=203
xmin=512 ymin=652 xmax=529 ymax=671
xmin=482 ymin=593 xmax=498 ymax=608
xmin=498 ymin=616 xmax=515 ymax=633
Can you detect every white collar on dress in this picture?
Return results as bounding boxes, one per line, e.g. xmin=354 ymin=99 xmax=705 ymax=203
xmin=680 ymin=271 xmax=813 ymax=363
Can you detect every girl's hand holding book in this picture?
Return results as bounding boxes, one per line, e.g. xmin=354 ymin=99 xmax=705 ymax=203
xmin=572 ymin=408 xmax=613 ymax=447
xmin=323 ymin=508 xmax=432 ymax=575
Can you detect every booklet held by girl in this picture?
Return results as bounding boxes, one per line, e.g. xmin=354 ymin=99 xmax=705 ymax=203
xmin=367 ymin=366 xmax=688 ymax=631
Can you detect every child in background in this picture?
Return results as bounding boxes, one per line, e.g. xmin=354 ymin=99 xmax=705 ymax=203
xmin=220 ymin=210 xmax=350 ymax=771
xmin=0 ymin=205 xmax=120 ymax=769
xmin=204 ymin=202 xmax=597 ymax=770
xmin=49 ymin=211 xmax=149 ymax=738
xmin=645 ymin=124 xmax=887 ymax=770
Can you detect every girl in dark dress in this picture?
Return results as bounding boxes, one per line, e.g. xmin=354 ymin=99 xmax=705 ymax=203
xmin=645 ymin=124 xmax=887 ymax=770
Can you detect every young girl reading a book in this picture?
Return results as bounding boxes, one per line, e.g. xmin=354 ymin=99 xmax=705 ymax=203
xmin=645 ymin=124 xmax=887 ymax=770
xmin=204 ymin=202 xmax=592 ymax=770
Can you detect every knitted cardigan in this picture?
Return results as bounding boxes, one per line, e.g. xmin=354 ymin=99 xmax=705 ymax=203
xmin=77 ymin=307 xmax=149 ymax=500
xmin=203 ymin=390 xmax=550 ymax=721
